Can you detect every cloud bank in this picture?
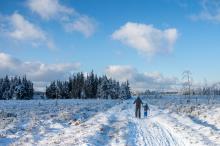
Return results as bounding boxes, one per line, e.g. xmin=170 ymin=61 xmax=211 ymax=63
xmin=0 ymin=52 xmax=80 ymax=91
xmin=106 ymin=65 xmax=178 ymax=91
xmin=112 ymin=22 xmax=178 ymax=56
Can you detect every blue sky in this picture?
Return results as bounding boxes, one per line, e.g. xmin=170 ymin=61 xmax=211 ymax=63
xmin=0 ymin=0 xmax=220 ymax=91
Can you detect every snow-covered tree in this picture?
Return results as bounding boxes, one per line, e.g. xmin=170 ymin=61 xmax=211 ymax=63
xmin=119 ymin=83 xmax=127 ymax=100
xmin=96 ymin=76 xmax=110 ymax=99
xmin=14 ymin=84 xmax=26 ymax=99
xmin=46 ymin=81 xmax=58 ymax=99
xmin=0 ymin=75 xmax=33 ymax=100
xmin=46 ymin=71 xmax=132 ymax=100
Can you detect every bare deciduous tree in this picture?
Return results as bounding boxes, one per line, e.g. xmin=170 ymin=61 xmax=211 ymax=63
xmin=182 ymin=70 xmax=193 ymax=103
xmin=210 ymin=82 xmax=220 ymax=104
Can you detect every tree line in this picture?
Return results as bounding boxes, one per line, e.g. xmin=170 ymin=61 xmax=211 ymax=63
xmin=46 ymin=71 xmax=131 ymax=99
xmin=0 ymin=75 xmax=34 ymax=100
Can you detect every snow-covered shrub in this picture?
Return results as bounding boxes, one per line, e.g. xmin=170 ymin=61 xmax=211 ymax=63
xmin=0 ymin=110 xmax=17 ymax=118
xmin=57 ymin=111 xmax=72 ymax=121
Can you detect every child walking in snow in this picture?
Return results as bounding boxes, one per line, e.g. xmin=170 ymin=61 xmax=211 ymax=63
xmin=144 ymin=103 xmax=149 ymax=118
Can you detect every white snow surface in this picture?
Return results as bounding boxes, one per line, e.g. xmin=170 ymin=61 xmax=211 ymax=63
xmin=0 ymin=96 xmax=220 ymax=146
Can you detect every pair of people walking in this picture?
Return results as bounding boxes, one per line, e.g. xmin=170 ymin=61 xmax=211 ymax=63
xmin=133 ymin=96 xmax=149 ymax=119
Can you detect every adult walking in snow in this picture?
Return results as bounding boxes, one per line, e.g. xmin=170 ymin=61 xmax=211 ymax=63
xmin=133 ymin=96 xmax=143 ymax=118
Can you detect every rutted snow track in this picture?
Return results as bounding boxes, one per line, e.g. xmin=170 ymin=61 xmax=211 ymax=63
xmin=39 ymin=100 xmax=185 ymax=146
xmin=131 ymin=119 xmax=182 ymax=146
xmin=123 ymin=101 xmax=184 ymax=146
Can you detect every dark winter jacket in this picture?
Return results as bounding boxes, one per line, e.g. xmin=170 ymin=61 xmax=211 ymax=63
xmin=144 ymin=104 xmax=149 ymax=111
xmin=133 ymin=97 xmax=143 ymax=108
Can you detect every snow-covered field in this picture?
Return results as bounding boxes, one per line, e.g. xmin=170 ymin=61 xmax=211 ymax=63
xmin=0 ymin=96 xmax=220 ymax=146
xmin=146 ymin=95 xmax=220 ymax=146
xmin=0 ymin=99 xmax=121 ymax=145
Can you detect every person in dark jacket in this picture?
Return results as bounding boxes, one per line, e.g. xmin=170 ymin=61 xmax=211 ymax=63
xmin=133 ymin=97 xmax=143 ymax=118
xmin=144 ymin=103 xmax=149 ymax=118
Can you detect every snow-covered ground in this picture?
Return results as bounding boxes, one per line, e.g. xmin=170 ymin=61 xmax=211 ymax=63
xmin=0 ymin=96 xmax=220 ymax=146
xmin=147 ymin=95 xmax=220 ymax=146
xmin=0 ymin=99 xmax=121 ymax=145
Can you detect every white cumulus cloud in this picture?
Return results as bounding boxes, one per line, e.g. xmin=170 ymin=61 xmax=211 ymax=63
xmin=112 ymin=22 xmax=178 ymax=56
xmin=64 ymin=16 xmax=96 ymax=37
xmin=191 ymin=0 xmax=220 ymax=23
xmin=27 ymin=0 xmax=74 ymax=20
xmin=27 ymin=0 xmax=96 ymax=37
xmin=9 ymin=13 xmax=46 ymax=41
xmin=0 ymin=12 xmax=54 ymax=49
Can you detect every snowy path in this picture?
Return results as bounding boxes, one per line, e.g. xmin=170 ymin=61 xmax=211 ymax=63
xmin=36 ymin=100 xmax=185 ymax=146
xmin=3 ymin=99 xmax=220 ymax=146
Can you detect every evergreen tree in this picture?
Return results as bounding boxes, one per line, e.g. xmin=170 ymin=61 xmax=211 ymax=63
xmin=84 ymin=73 xmax=92 ymax=98
xmin=125 ymin=80 xmax=131 ymax=99
xmin=62 ymin=81 xmax=70 ymax=99
xmin=2 ymin=75 xmax=10 ymax=99
xmin=0 ymin=78 xmax=3 ymax=99
xmin=46 ymin=81 xmax=57 ymax=99
xmin=0 ymin=75 xmax=33 ymax=100
xmin=14 ymin=84 xmax=26 ymax=99
xmin=45 ymin=71 xmax=132 ymax=100
xmin=119 ymin=82 xmax=127 ymax=100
